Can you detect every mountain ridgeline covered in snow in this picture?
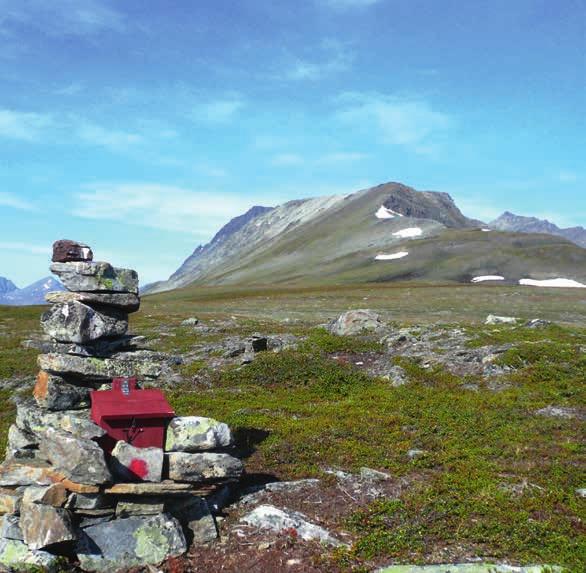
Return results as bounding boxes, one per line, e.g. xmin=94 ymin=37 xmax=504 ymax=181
xmin=145 ymin=182 xmax=586 ymax=294
xmin=0 ymin=277 xmax=64 ymax=306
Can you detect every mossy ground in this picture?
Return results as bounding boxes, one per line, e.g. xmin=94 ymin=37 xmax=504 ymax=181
xmin=0 ymin=284 xmax=584 ymax=571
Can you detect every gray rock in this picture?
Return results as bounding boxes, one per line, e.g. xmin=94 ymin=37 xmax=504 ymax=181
xmin=181 ymin=317 xmax=199 ymax=327
xmin=33 ymin=371 xmax=92 ymax=411
xmin=46 ymin=290 xmax=140 ymax=312
xmin=26 ymin=335 xmax=142 ymax=358
xmin=5 ymin=424 xmax=38 ymax=459
xmin=407 ymin=449 xmax=426 ymax=460
xmin=110 ymin=441 xmax=163 ymax=483
xmin=525 ymin=318 xmax=552 ymax=329
xmin=50 ymin=261 xmax=139 ymax=294
xmin=41 ymin=301 xmax=128 ymax=344
xmin=240 ymin=505 xmax=344 ymax=547
xmin=166 ymin=495 xmax=217 ymax=544
xmin=65 ymin=493 xmax=112 ymax=510
xmin=0 ymin=489 xmax=23 ymax=514
xmin=485 ymin=314 xmax=518 ymax=325
xmin=535 ymin=405 xmax=582 ymax=420
xmin=38 ymin=351 xmax=163 ymax=380
xmin=328 ymin=309 xmax=383 ymax=336
xmin=116 ymin=499 xmax=165 ymax=518
xmin=360 ymin=467 xmax=391 ymax=481
xmin=167 ymin=452 xmax=243 ymax=483
xmin=165 ymin=416 xmax=232 ymax=453
xmin=576 ymin=488 xmax=586 ymax=498
xmin=0 ymin=514 xmax=23 ymax=541
xmin=385 ymin=365 xmax=408 ymax=387
xmin=20 ymin=503 xmax=76 ymax=550
xmin=21 ymin=484 xmax=68 ymax=507
xmin=39 ymin=427 xmax=112 ymax=485
xmin=0 ymin=537 xmax=61 ymax=571
xmin=238 ymin=479 xmax=320 ymax=507
xmin=248 ymin=335 xmax=268 ymax=353
xmin=16 ymin=403 xmax=105 ymax=440
xmin=77 ymin=513 xmax=187 ymax=572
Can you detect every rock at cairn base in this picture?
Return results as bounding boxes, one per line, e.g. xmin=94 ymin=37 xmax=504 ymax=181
xmin=20 ymin=503 xmax=76 ymax=550
xmin=52 ymin=240 xmax=93 ymax=263
xmin=165 ymin=416 xmax=232 ymax=452
xmin=109 ymin=441 xmax=163 ymax=483
xmin=167 ymin=452 xmax=243 ymax=482
xmin=50 ymin=261 xmax=138 ymax=294
xmin=41 ymin=301 xmax=128 ymax=344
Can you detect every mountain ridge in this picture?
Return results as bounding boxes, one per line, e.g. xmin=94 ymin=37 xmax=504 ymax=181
xmin=0 ymin=276 xmax=64 ymax=306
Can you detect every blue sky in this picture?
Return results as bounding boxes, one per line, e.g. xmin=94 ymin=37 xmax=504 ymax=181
xmin=0 ymin=0 xmax=584 ymax=286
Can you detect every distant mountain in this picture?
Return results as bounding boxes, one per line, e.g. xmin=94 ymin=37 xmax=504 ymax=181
xmin=0 ymin=277 xmax=17 ymax=295
xmin=144 ymin=181 xmax=586 ymax=293
xmin=0 ymin=277 xmax=64 ymax=306
xmin=490 ymin=212 xmax=586 ymax=248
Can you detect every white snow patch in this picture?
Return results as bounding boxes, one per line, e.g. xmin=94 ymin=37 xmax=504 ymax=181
xmin=43 ymin=280 xmax=52 ymax=290
xmin=481 ymin=228 xmax=492 ymax=232
xmin=519 ymin=278 xmax=586 ymax=288
xmin=375 ymin=205 xmax=403 ymax=219
xmin=471 ymin=275 xmax=505 ymax=283
xmin=393 ymin=227 xmax=422 ymax=238
xmin=375 ymin=251 xmax=409 ymax=261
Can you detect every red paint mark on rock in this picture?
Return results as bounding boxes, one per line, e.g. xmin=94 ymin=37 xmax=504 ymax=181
xmin=128 ymin=458 xmax=148 ymax=480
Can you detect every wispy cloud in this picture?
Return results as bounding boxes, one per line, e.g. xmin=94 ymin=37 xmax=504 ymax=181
xmin=334 ymin=92 xmax=453 ymax=155
xmin=0 ymin=242 xmax=50 ymax=255
xmin=0 ymin=0 xmax=125 ymax=36
xmin=0 ymin=192 xmax=36 ymax=211
xmin=558 ymin=170 xmax=578 ymax=184
xmin=283 ymin=40 xmax=352 ymax=81
xmin=71 ymin=183 xmax=260 ymax=235
xmin=271 ymin=153 xmax=305 ymax=167
xmin=0 ymin=109 xmax=52 ymax=141
xmin=77 ymin=122 xmax=143 ymax=150
xmin=190 ymin=97 xmax=245 ymax=124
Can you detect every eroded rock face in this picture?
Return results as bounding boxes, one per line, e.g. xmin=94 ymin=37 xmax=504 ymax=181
xmin=39 ymin=428 xmax=111 ymax=485
xmin=46 ymin=291 xmax=140 ymax=312
xmin=165 ymin=417 xmax=232 ymax=453
xmin=110 ymin=441 xmax=163 ymax=483
xmin=41 ymin=301 xmax=128 ymax=344
xmin=50 ymin=262 xmax=139 ymax=294
xmin=167 ymin=453 xmax=243 ymax=483
xmin=328 ymin=309 xmax=384 ymax=336
xmin=20 ymin=503 xmax=76 ymax=550
xmin=77 ymin=513 xmax=187 ymax=572
xmin=33 ymin=371 xmax=92 ymax=411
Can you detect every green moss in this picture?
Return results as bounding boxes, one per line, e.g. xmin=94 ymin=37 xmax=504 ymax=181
xmin=300 ymin=328 xmax=383 ymax=354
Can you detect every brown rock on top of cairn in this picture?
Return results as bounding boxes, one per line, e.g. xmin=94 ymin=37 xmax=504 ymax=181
xmin=52 ymin=240 xmax=93 ymax=263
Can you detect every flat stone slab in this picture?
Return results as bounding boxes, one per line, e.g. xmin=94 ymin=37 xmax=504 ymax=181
xmin=103 ymin=481 xmax=208 ymax=495
xmin=77 ymin=513 xmax=186 ymax=572
xmin=38 ymin=351 xmax=163 ymax=380
xmin=46 ymin=290 xmax=140 ymax=312
xmin=165 ymin=416 xmax=233 ymax=452
xmin=27 ymin=335 xmax=142 ymax=358
xmin=167 ymin=452 xmax=243 ymax=483
xmin=50 ymin=261 xmax=139 ymax=294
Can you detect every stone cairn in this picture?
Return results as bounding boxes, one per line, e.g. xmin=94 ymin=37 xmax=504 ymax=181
xmin=0 ymin=241 xmax=243 ymax=572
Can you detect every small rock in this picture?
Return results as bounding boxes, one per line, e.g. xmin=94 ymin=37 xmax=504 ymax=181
xmin=116 ymin=499 xmax=165 ymax=518
xmin=0 ymin=488 xmax=23 ymax=514
xmin=20 ymin=503 xmax=76 ymax=550
xmin=359 ymin=467 xmax=391 ymax=481
xmin=181 ymin=317 xmax=199 ymax=327
xmin=385 ymin=365 xmax=408 ymax=387
xmin=241 ymin=505 xmax=344 ymax=547
xmin=0 ymin=537 xmax=61 ymax=571
xmin=576 ymin=488 xmax=586 ymax=498
xmin=165 ymin=417 xmax=232 ymax=453
xmin=166 ymin=495 xmax=218 ymax=544
xmin=110 ymin=441 xmax=163 ymax=483
xmin=22 ymin=484 xmax=68 ymax=507
xmin=77 ymin=513 xmax=187 ymax=572
xmin=167 ymin=452 xmax=243 ymax=483
xmin=485 ymin=315 xmax=518 ymax=325
xmin=41 ymin=301 xmax=128 ymax=344
xmin=407 ymin=449 xmax=426 ymax=460
xmin=50 ymin=261 xmax=139 ymax=294
xmin=33 ymin=371 xmax=92 ymax=411
xmin=328 ymin=309 xmax=384 ymax=336
xmin=535 ymin=405 xmax=580 ymax=420
xmin=46 ymin=290 xmax=140 ymax=312
xmin=525 ymin=318 xmax=552 ymax=329
xmin=0 ymin=514 xmax=23 ymax=540
xmin=52 ymin=239 xmax=93 ymax=263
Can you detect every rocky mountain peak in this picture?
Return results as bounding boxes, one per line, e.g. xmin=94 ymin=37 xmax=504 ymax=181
xmin=0 ymin=277 xmax=17 ymax=294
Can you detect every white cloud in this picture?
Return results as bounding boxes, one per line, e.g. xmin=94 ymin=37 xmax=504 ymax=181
xmin=77 ymin=122 xmax=143 ymax=150
xmin=334 ymin=92 xmax=452 ymax=155
xmin=283 ymin=39 xmax=352 ymax=81
xmin=0 ymin=0 xmax=125 ymax=36
xmin=0 ymin=109 xmax=52 ymax=141
xmin=190 ymin=97 xmax=245 ymax=124
xmin=558 ymin=171 xmax=578 ymax=184
xmin=271 ymin=153 xmax=305 ymax=167
xmin=0 ymin=242 xmax=50 ymax=255
xmin=71 ymin=183 xmax=259 ymax=235
xmin=0 ymin=192 xmax=36 ymax=211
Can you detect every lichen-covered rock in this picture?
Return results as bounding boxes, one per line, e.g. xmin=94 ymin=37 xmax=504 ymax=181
xmin=16 ymin=403 xmax=105 ymax=440
xmin=0 ymin=514 xmax=23 ymax=540
xmin=22 ymin=484 xmax=68 ymax=507
xmin=41 ymin=301 xmax=128 ymax=344
xmin=0 ymin=537 xmax=61 ymax=571
xmin=33 ymin=371 xmax=92 ymax=411
xmin=38 ymin=351 xmax=163 ymax=380
xmin=166 ymin=495 xmax=217 ymax=544
xmin=0 ymin=488 xmax=23 ymax=515
xmin=5 ymin=424 xmax=37 ymax=460
xmin=240 ymin=505 xmax=344 ymax=546
xmin=65 ymin=493 xmax=111 ymax=510
xmin=110 ymin=441 xmax=163 ymax=483
xmin=328 ymin=309 xmax=384 ymax=336
xmin=77 ymin=513 xmax=186 ymax=572
xmin=39 ymin=428 xmax=111 ymax=485
xmin=46 ymin=290 xmax=140 ymax=312
xmin=167 ymin=452 xmax=243 ymax=483
xmin=20 ymin=503 xmax=76 ymax=550
xmin=28 ymin=335 xmax=142 ymax=358
xmin=116 ymin=499 xmax=165 ymax=518
xmin=50 ymin=261 xmax=138 ymax=294
xmin=165 ymin=417 xmax=232 ymax=453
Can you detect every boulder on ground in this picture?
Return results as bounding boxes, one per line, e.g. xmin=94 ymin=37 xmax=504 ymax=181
xmin=46 ymin=290 xmax=140 ymax=312
xmin=41 ymin=301 xmax=128 ymax=344
xmin=328 ymin=309 xmax=384 ymax=336
xmin=167 ymin=452 xmax=243 ymax=483
xmin=0 ymin=537 xmax=61 ymax=571
xmin=165 ymin=416 xmax=232 ymax=452
xmin=76 ymin=513 xmax=186 ymax=572
xmin=20 ymin=503 xmax=76 ymax=550
xmin=181 ymin=317 xmax=199 ymax=327
xmin=33 ymin=371 xmax=92 ymax=411
xmin=109 ymin=441 xmax=163 ymax=483
xmin=50 ymin=261 xmax=139 ymax=294
xmin=485 ymin=315 xmax=518 ymax=325
xmin=166 ymin=495 xmax=217 ymax=544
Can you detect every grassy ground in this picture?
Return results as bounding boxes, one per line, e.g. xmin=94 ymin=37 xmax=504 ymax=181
xmin=0 ymin=283 xmax=584 ymax=571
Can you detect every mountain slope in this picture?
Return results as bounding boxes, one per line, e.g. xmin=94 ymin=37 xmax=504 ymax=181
xmin=490 ymin=211 xmax=586 ymax=248
xmin=0 ymin=277 xmax=64 ymax=306
xmin=0 ymin=277 xmax=17 ymax=295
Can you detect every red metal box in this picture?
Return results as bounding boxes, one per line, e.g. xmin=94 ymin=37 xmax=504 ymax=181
xmin=91 ymin=377 xmax=175 ymax=452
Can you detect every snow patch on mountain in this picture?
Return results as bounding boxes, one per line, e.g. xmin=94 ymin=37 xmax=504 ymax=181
xmin=393 ymin=227 xmax=423 ymax=238
xmin=519 ymin=278 xmax=586 ymax=288
xmin=375 ymin=251 xmax=409 ymax=261
xmin=472 ymin=276 xmax=505 ymax=283
xmin=375 ymin=205 xmax=403 ymax=219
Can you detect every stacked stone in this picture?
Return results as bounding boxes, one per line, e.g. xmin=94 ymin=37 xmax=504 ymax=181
xmin=0 ymin=241 xmax=244 ymax=572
